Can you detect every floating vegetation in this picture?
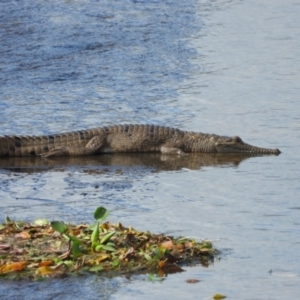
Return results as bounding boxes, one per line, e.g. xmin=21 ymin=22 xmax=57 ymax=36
xmin=0 ymin=207 xmax=218 ymax=280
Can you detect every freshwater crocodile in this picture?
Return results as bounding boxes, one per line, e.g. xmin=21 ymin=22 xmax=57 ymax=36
xmin=0 ymin=124 xmax=281 ymax=157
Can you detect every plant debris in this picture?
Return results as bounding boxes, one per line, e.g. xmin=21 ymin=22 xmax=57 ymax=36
xmin=0 ymin=207 xmax=218 ymax=280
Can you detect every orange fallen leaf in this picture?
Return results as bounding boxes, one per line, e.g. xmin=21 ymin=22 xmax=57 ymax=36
xmin=39 ymin=261 xmax=53 ymax=267
xmin=0 ymin=261 xmax=26 ymax=274
xmin=158 ymin=259 xmax=167 ymax=268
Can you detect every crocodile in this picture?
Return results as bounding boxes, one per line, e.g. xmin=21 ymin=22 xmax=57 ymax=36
xmin=0 ymin=124 xmax=281 ymax=157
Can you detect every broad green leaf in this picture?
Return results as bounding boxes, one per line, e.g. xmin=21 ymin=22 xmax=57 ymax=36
xmin=91 ymin=222 xmax=100 ymax=246
xmin=54 ymin=257 xmax=62 ymax=265
xmin=94 ymin=207 xmax=110 ymax=223
xmin=71 ymin=241 xmax=83 ymax=258
xmin=101 ymin=245 xmax=116 ymax=252
xmin=64 ymin=233 xmax=81 ymax=245
xmin=51 ymin=221 xmax=68 ymax=234
xmin=95 ymin=244 xmax=103 ymax=252
xmin=100 ymin=231 xmax=116 ymax=245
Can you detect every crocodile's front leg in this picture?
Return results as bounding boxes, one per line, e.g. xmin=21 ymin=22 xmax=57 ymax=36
xmin=41 ymin=135 xmax=106 ymax=157
xmin=160 ymin=146 xmax=186 ymax=155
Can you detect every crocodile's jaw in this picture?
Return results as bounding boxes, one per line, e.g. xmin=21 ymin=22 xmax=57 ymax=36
xmin=215 ymin=136 xmax=281 ymax=155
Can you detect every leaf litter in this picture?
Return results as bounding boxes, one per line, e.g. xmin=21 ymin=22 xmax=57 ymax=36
xmin=0 ymin=207 xmax=218 ymax=280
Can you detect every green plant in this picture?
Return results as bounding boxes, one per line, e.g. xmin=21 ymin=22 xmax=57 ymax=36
xmin=91 ymin=207 xmax=116 ymax=252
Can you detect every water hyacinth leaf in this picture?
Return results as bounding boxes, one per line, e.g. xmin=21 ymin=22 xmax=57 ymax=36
xmin=51 ymin=221 xmax=68 ymax=234
xmin=95 ymin=244 xmax=103 ymax=252
xmin=94 ymin=207 xmax=110 ymax=223
xmin=71 ymin=241 xmax=82 ymax=258
xmin=65 ymin=234 xmax=81 ymax=245
xmin=5 ymin=216 xmax=12 ymax=224
xmin=141 ymin=251 xmax=152 ymax=261
xmin=91 ymin=222 xmax=100 ymax=248
xmin=100 ymin=231 xmax=116 ymax=244
xmin=101 ymin=245 xmax=116 ymax=252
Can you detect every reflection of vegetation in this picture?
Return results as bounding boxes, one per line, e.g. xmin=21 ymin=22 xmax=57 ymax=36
xmin=0 ymin=207 xmax=218 ymax=280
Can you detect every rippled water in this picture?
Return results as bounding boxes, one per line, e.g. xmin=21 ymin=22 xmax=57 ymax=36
xmin=0 ymin=0 xmax=300 ymax=299
xmin=0 ymin=0 xmax=200 ymax=132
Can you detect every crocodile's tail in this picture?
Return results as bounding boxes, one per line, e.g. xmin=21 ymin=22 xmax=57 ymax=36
xmin=0 ymin=131 xmax=95 ymax=157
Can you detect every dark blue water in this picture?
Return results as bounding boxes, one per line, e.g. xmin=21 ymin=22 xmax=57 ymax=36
xmin=0 ymin=0 xmax=300 ymax=299
xmin=0 ymin=0 xmax=200 ymax=133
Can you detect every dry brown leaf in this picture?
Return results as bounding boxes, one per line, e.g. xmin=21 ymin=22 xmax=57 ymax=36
xmin=15 ymin=231 xmax=31 ymax=239
xmin=161 ymin=240 xmax=173 ymax=249
xmin=0 ymin=244 xmax=10 ymax=250
xmin=185 ymin=241 xmax=194 ymax=248
xmin=186 ymin=278 xmax=200 ymax=284
xmin=96 ymin=254 xmax=110 ymax=263
xmin=199 ymin=248 xmax=210 ymax=253
xmin=10 ymin=248 xmax=27 ymax=255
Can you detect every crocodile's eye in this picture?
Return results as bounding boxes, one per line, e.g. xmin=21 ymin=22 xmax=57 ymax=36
xmin=233 ymin=136 xmax=243 ymax=143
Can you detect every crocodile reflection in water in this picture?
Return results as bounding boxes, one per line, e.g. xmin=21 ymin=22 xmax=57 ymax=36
xmin=0 ymin=153 xmax=266 ymax=174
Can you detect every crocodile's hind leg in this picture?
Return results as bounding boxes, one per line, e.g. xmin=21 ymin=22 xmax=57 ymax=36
xmin=40 ymin=135 xmax=106 ymax=157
